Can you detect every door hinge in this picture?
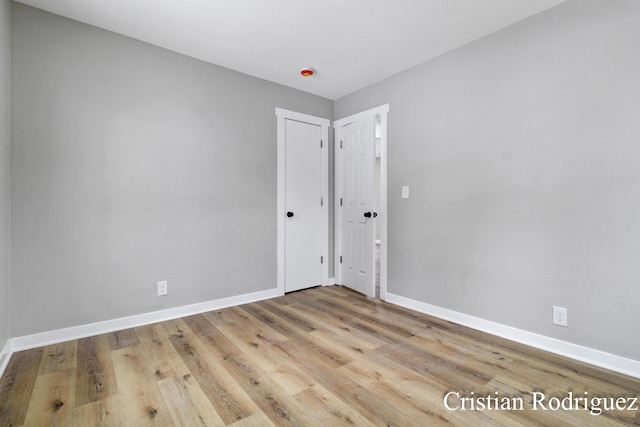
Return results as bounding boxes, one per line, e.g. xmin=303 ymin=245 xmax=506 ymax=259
xmin=321 ymin=197 xmax=324 ymax=206
xmin=340 ymin=198 xmax=343 ymax=206
xmin=320 ymin=139 xmax=323 ymax=149
xmin=340 ymin=140 xmax=343 ymax=149
xmin=321 ymin=256 xmax=324 ymax=264
xmin=340 ymin=255 xmax=343 ymax=264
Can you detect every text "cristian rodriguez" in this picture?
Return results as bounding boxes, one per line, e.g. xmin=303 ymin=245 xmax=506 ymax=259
xmin=444 ymin=391 xmax=638 ymax=416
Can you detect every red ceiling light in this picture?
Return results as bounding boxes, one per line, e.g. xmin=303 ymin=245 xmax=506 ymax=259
xmin=300 ymin=67 xmax=315 ymax=77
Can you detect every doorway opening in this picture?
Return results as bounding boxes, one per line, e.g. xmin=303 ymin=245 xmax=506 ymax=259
xmin=334 ymin=104 xmax=389 ymax=300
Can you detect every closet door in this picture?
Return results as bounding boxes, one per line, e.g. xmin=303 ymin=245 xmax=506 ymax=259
xmin=284 ymin=118 xmax=323 ymax=292
xmin=276 ymin=108 xmax=329 ymax=294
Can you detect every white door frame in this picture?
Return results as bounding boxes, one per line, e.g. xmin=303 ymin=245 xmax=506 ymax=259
xmin=276 ymin=108 xmax=330 ymax=296
xmin=334 ymin=104 xmax=389 ymax=300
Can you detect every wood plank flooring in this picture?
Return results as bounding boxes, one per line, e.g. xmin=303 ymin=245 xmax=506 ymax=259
xmin=1 ymin=285 xmax=639 ymax=426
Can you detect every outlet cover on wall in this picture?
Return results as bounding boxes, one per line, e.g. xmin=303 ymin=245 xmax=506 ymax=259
xmin=157 ymin=280 xmax=168 ymax=296
xmin=553 ymin=306 xmax=567 ymax=327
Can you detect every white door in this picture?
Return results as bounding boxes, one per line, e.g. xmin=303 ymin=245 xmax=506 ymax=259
xmin=284 ymin=118 xmax=322 ymax=292
xmin=338 ymin=115 xmax=376 ymax=297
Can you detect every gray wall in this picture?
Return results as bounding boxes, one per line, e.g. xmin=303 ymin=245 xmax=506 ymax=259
xmin=0 ymin=0 xmax=10 ymax=350
xmin=10 ymin=4 xmax=333 ymax=336
xmin=335 ymin=0 xmax=640 ymax=361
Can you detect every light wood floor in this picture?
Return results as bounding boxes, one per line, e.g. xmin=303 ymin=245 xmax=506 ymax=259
xmin=1 ymin=286 xmax=639 ymax=426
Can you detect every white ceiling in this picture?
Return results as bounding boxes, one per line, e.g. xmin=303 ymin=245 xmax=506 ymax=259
xmin=14 ymin=0 xmax=566 ymax=100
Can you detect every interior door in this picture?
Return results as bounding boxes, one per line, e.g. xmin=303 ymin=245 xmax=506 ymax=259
xmin=284 ymin=118 xmax=323 ymax=292
xmin=339 ymin=115 xmax=376 ymax=297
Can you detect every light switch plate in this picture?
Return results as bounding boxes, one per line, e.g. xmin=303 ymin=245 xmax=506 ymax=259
xmin=402 ymin=186 xmax=409 ymax=199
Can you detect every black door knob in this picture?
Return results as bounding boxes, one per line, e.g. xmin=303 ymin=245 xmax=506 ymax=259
xmin=287 ymin=211 xmax=294 ymax=218
xmin=364 ymin=212 xmax=372 ymax=218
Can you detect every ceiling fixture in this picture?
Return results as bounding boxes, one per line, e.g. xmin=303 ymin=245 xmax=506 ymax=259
xmin=300 ymin=67 xmax=315 ymax=77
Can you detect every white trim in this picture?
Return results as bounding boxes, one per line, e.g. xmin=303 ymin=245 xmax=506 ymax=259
xmin=386 ymin=292 xmax=640 ymax=379
xmin=0 ymin=339 xmax=12 ymax=378
xmin=334 ymin=104 xmax=390 ymax=128
xmin=9 ymin=287 xmax=279 ymax=353
xmin=334 ymin=104 xmax=389 ymax=300
xmin=276 ymin=108 xmax=330 ymax=295
xmin=276 ymin=108 xmax=330 ymax=129
xmin=378 ymin=109 xmax=389 ymax=301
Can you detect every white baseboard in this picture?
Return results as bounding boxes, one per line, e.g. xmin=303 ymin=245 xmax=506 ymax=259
xmin=0 ymin=339 xmax=12 ymax=377
xmin=385 ymin=292 xmax=640 ymax=379
xmin=7 ymin=287 xmax=280 ymax=360
xmin=5 ymin=288 xmax=637 ymax=381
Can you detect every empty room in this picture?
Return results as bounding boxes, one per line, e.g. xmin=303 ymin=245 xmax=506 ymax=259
xmin=1 ymin=0 xmax=639 ymax=425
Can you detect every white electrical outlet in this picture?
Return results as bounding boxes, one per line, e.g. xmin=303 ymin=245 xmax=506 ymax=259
xmin=157 ymin=280 xmax=168 ymax=296
xmin=553 ymin=306 xmax=567 ymax=327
